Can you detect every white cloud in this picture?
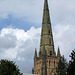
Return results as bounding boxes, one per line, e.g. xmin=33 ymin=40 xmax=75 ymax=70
xmin=53 ymin=24 xmax=75 ymax=59
xmin=0 ymin=0 xmax=75 ymax=25
xmin=0 ymin=27 xmax=41 ymax=59
xmin=0 ymin=27 xmax=41 ymax=73
xmin=0 ymin=13 xmax=8 ymax=19
xmin=0 ymin=0 xmax=43 ymax=24
xmin=49 ymin=0 xmax=75 ymax=25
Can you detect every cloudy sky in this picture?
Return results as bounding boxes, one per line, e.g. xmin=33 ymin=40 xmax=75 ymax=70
xmin=0 ymin=0 xmax=75 ymax=74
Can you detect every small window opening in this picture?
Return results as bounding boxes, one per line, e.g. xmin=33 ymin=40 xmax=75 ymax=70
xmin=50 ymin=51 xmax=52 ymax=56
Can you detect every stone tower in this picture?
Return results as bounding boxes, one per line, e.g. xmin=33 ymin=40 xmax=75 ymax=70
xmin=32 ymin=0 xmax=61 ymax=75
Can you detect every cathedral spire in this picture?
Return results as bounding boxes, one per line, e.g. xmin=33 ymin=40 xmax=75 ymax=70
xmin=40 ymin=0 xmax=55 ymax=56
xmin=33 ymin=0 xmax=61 ymax=75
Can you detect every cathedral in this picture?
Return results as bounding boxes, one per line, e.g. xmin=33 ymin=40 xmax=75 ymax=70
xmin=32 ymin=0 xmax=61 ymax=75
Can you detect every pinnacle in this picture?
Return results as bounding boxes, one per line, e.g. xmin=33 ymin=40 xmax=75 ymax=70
xmin=57 ymin=46 xmax=61 ymax=57
xmin=34 ymin=48 xmax=37 ymax=58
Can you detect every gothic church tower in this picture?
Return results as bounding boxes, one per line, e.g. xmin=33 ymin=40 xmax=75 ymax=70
xmin=32 ymin=0 xmax=61 ymax=75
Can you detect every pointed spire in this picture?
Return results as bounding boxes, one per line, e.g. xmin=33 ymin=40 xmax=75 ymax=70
xmin=42 ymin=0 xmax=51 ymax=24
xmin=57 ymin=46 xmax=61 ymax=57
xmin=34 ymin=48 xmax=37 ymax=59
xmin=40 ymin=0 xmax=55 ymax=56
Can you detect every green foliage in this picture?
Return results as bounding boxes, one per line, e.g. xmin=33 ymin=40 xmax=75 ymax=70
xmin=67 ymin=50 xmax=75 ymax=75
xmin=56 ymin=56 xmax=68 ymax=75
xmin=55 ymin=50 xmax=75 ymax=75
xmin=0 ymin=59 xmax=22 ymax=75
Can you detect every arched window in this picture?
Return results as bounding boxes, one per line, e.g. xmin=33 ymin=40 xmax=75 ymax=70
xmin=50 ymin=51 xmax=52 ymax=56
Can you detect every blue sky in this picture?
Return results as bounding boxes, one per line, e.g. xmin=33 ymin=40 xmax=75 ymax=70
xmin=0 ymin=0 xmax=75 ymax=74
xmin=0 ymin=15 xmax=40 ymax=31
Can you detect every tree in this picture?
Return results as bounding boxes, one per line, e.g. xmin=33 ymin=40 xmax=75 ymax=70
xmin=0 ymin=59 xmax=22 ymax=75
xmin=55 ymin=56 xmax=68 ymax=75
xmin=67 ymin=50 xmax=75 ymax=75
